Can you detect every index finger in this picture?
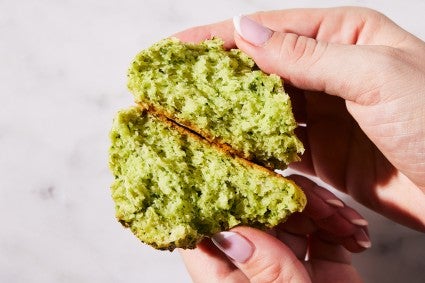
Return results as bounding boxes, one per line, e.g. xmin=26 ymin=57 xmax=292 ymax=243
xmin=173 ymin=19 xmax=235 ymax=48
xmin=173 ymin=7 xmax=411 ymax=47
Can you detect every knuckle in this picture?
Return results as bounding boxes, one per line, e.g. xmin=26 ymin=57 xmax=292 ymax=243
xmin=248 ymin=257 xmax=295 ymax=283
xmin=250 ymin=262 xmax=284 ymax=283
xmin=350 ymin=6 xmax=387 ymax=21
xmin=369 ymin=46 xmax=406 ymax=78
xmin=277 ymin=32 xmax=327 ymax=70
xmin=280 ymin=33 xmax=308 ymax=63
xmin=291 ymin=35 xmax=310 ymax=63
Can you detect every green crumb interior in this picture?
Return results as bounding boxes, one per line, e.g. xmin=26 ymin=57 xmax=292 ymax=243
xmin=128 ymin=38 xmax=304 ymax=169
xmin=109 ymin=107 xmax=306 ymax=250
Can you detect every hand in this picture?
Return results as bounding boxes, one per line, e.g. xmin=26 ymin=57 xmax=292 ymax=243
xmin=174 ymin=7 xmax=425 ymax=231
xmin=180 ymin=175 xmax=369 ymax=283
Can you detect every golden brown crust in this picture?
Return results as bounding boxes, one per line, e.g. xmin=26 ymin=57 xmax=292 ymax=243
xmin=140 ymin=106 xmax=290 ymax=182
xmin=117 ymin=106 xmax=302 ymax=251
xmin=136 ymin=102 xmax=283 ymax=170
xmin=136 ymin=102 xmax=253 ymax=158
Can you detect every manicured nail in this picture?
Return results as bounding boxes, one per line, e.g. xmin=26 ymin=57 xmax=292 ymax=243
xmin=350 ymin=218 xmax=369 ymax=226
xmin=233 ymin=15 xmax=273 ymax=46
xmin=313 ymin=186 xmax=345 ymax=208
xmin=325 ymin=199 xmax=345 ymax=208
xmin=354 ymin=229 xmax=372 ymax=249
xmin=339 ymin=207 xmax=368 ymax=226
xmin=212 ymin=231 xmax=254 ymax=263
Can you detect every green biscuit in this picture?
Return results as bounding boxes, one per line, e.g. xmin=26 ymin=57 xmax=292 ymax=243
xmin=128 ymin=38 xmax=304 ymax=169
xmin=109 ymin=107 xmax=306 ymax=250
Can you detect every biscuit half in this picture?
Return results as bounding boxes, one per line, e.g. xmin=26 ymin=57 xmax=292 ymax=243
xmin=128 ymin=38 xmax=304 ymax=169
xmin=109 ymin=107 xmax=306 ymax=250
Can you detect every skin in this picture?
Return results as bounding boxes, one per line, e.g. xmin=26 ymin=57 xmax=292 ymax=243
xmin=180 ymin=175 xmax=367 ymax=282
xmin=174 ymin=7 xmax=425 ymax=282
xmin=175 ymin=7 xmax=425 ymax=231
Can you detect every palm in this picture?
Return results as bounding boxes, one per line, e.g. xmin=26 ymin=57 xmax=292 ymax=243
xmin=288 ymin=79 xmax=425 ymax=230
xmin=290 ymin=88 xmax=399 ymax=214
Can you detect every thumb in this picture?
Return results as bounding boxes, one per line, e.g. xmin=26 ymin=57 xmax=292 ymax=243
xmin=212 ymin=227 xmax=311 ymax=282
xmin=233 ymin=15 xmax=384 ymax=104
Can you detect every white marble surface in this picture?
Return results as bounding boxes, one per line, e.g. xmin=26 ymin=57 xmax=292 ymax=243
xmin=0 ymin=0 xmax=424 ymax=282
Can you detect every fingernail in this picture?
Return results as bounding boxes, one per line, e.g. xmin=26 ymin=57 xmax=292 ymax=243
xmin=233 ymin=15 xmax=273 ymax=46
xmin=350 ymin=218 xmax=369 ymax=226
xmin=212 ymin=231 xmax=254 ymax=263
xmin=354 ymin=229 xmax=372 ymax=249
xmin=325 ymin=199 xmax=345 ymax=208
xmin=338 ymin=207 xmax=368 ymax=227
xmin=313 ymin=186 xmax=345 ymax=208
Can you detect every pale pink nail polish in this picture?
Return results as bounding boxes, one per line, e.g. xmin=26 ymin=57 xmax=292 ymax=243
xmin=355 ymin=229 xmax=372 ymax=248
xmin=350 ymin=218 xmax=369 ymax=226
xmin=233 ymin=15 xmax=273 ymax=46
xmin=212 ymin=231 xmax=254 ymax=263
xmin=339 ymin=206 xmax=369 ymax=226
xmin=325 ymin=199 xmax=345 ymax=208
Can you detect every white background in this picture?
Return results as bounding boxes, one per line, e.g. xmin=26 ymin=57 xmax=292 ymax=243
xmin=1 ymin=0 xmax=424 ymax=282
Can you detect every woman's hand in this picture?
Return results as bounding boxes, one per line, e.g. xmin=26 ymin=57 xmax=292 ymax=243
xmin=180 ymin=175 xmax=369 ymax=283
xmin=175 ymin=7 xmax=425 ymax=231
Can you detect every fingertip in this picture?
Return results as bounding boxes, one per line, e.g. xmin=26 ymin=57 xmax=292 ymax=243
xmin=339 ymin=206 xmax=369 ymax=227
xmin=232 ymin=14 xmax=273 ymax=46
xmin=339 ymin=232 xmax=371 ymax=253
xmin=325 ymin=199 xmax=345 ymax=208
xmin=212 ymin=231 xmax=254 ymax=263
xmin=179 ymin=238 xmax=247 ymax=282
xmin=232 ymin=14 xmax=243 ymax=37
xmin=222 ymin=227 xmax=310 ymax=282
xmin=354 ymin=228 xmax=372 ymax=249
xmin=350 ymin=218 xmax=369 ymax=226
xmin=173 ymin=19 xmax=236 ymax=49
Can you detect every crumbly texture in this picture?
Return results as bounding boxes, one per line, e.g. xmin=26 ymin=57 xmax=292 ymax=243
xmin=128 ymin=38 xmax=304 ymax=169
xmin=109 ymin=107 xmax=306 ymax=250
